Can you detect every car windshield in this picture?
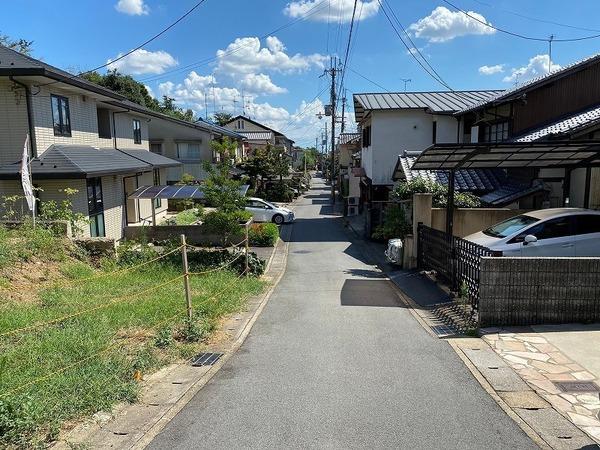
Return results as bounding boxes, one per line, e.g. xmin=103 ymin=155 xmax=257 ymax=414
xmin=483 ymin=215 xmax=538 ymax=238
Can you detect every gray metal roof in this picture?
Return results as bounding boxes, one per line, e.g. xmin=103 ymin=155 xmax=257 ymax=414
xmin=237 ymin=131 xmax=274 ymax=141
xmin=393 ymin=152 xmax=504 ymax=192
xmin=459 ymin=53 xmax=600 ymax=114
xmin=514 ymin=106 xmax=600 ymax=142
xmin=0 ymin=145 xmax=181 ymax=179
xmin=353 ymin=90 xmax=502 ymax=122
xmin=338 ymin=133 xmax=360 ymax=145
xmin=0 ymin=45 xmax=126 ymax=101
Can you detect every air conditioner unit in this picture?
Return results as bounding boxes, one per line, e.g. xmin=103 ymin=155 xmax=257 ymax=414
xmin=347 ymin=197 xmax=359 ymax=206
xmin=347 ymin=205 xmax=358 ymax=216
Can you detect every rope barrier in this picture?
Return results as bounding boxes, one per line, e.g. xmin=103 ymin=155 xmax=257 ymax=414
xmin=0 ymin=275 xmax=185 ymax=339
xmin=186 ymin=238 xmax=248 ymax=252
xmin=187 ymin=252 xmax=245 ymax=276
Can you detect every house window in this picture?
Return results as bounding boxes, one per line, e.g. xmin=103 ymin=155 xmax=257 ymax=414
xmin=177 ymin=142 xmax=201 ymax=160
xmin=51 ymin=95 xmax=71 ymax=137
xmin=212 ymin=148 xmax=221 ymax=163
xmin=362 ymin=125 xmax=371 ymax=147
xmin=237 ymin=120 xmax=244 ymax=130
xmin=87 ymin=177 xmax=105 ymax=237
xmin=153 ymin=169 xmax=161 ymax=209
xmin=133 ymin=119 xmax=142 ymax=144
xmin=97 ymin=108 xmax=111 ymax=139
xmin=150 ymin=142 xmax=163 ymax=155
xmin=484 ymin=121 xmax=509 ymax=143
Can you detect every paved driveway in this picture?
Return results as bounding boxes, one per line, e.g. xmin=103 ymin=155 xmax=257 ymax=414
xmin=149 ymin=179 xmax=536 ymax=449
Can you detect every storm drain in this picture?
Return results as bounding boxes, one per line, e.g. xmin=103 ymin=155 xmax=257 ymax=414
xmin=191 ymin=352 xmax=224 ymax=367
xmin=554 ymin=381 xmax=600 ymax=393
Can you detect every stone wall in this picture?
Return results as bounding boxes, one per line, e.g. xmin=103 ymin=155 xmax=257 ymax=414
xmin=479 ymin=257 xmax=600 ymax=327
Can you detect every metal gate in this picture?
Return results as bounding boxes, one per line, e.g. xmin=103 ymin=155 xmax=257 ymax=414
xmin=417 ymin=224 xmax=501 ymax=310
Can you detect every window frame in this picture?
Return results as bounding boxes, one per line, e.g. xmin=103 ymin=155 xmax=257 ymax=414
xmin=96 ymin=108 xmax=112 ymax=139
xmin=133 ymin=119 xmax=142 ymax=144
xmin=51 ymin=94 xmax=72 ymax=137
xmin=86 ymin=177 xmax=105 ymax=237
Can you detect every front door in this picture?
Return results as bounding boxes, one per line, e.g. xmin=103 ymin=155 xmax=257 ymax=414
xmin=124 ymin=176 xmax=139 ymax=224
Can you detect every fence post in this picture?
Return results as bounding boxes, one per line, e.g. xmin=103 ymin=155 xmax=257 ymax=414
xmin=181 ymin=234 xmax=193 ymax=320
xmin=244 ymin=220 xmax=250 ymax=276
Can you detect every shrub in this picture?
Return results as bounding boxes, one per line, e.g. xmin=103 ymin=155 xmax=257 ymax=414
xmin=163 ymin=207 xmax=204 ymax=226
xmin=264 ymin=182 xmax=294 ymax=202
xmin=116 ymin=240 xmax=159 ymax=266
xmin=248 ymin=223 xmax=279 ymax=247
xmin=393 ymin=178 xmax=481 ymax=208
xmin=202 ymin=210 xmax=252 ymax=239
xmin=371 ymin=205 xmax=412 ymax=241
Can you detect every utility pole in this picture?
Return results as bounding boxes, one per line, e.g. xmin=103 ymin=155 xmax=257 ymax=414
xmin=325 ymin=57 xmax=341 ymax=204
xmin=341 ymin=93 xmax=347 ymax=134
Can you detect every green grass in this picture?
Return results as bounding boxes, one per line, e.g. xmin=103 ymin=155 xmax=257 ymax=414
xmin=0 ymin=258 xmax=264 ymax=447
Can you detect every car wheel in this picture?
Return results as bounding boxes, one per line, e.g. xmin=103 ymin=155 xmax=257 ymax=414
xmin=272 ymin=214 xmax=284 ymax=225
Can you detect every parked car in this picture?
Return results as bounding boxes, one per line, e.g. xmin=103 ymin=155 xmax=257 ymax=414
xmin=464 ymin=208 xmax=600 ymax=257
xmin=245 ymin=197 xmax=295 ymax=225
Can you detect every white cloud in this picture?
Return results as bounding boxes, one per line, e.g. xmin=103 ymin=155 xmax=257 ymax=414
xmin=144 ymin=84 xmax=155 ymax=98
xmin=115 ymin=0 xmax=149 ymax=15
xmin=240 ymin=73 xmax=287 ymax=95
xmin=408 ymin=6 xmax=495 ymax=43
xmin=216 ymin=36 xmax=327 ymax=76
xmin=283 ymin=0 xmax=379 ymax=23
xmin=107 ymin=49 xmax=178 ymax=75
xmin=503 ymin=54 xmax=561 ymax=84
xmin=479 ymin=64 xmax=504 ymax=75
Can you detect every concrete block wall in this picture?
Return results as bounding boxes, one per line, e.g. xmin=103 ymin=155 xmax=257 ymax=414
xmin=479 ymin=257 xmax=600 ymax=327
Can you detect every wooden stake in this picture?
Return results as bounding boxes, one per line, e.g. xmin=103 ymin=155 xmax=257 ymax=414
xmin=244 ymin=221 xmax=250 ymax=276
xmin=181 ymin=234 xmax=192 ymax=319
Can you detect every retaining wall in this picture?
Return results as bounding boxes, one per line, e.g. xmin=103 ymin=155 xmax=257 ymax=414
xmin=123 ymin=225 xmax=244 ymax=246
xmin=479 ymin=257 xmax=600 ymax=327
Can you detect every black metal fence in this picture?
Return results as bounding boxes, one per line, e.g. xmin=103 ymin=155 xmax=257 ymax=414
xmin=417 ymin=224 xmax=501 ymax=310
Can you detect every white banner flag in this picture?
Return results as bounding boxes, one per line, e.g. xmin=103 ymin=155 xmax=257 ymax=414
xmin=20 ymin=134 xmax=35 ymax=212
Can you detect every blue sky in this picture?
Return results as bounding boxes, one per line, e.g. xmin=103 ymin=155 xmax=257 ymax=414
xmin=3 ymin=0 xmax=600 ymax=146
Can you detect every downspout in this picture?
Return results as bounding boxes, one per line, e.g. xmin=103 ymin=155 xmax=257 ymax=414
xmin=10 ymin=77 xmax=37 ymax=158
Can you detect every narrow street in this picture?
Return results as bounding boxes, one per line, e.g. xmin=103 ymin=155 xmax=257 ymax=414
xmin=149 ymin=177 xmax=536 ymax=449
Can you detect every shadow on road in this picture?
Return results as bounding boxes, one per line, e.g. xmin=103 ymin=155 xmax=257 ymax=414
xmin=340 ymin=279 xmax=406 ymax=307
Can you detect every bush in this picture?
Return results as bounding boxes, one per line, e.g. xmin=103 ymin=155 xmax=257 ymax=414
xmin=116 ymin=240 xmax=160 ymax=266
xmin=371 ymin=205 xmax=412 ymax=241
xmin=393 ymin=178 xmax=480 ymax=208
xmin=248 ymin=223 xmax=279 ymax=247
xmin=163 ymin=207 xmax=204 ymax=226
xmin=183 ymin=248 xmax=265 ymax=276
xmin=264 ymin=182 xmax=294 ymax=202
xmin=203 ymin=210 xmax=252 ymax=238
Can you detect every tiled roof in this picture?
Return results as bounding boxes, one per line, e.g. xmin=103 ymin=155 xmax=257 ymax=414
xmin=480 ymin=181 xmax=547 ymax=207
xmin=514 ymin=106 xmax=600 ymax=142
xmin=459 ymin=53 xmax=600 ymax=114
xmin=338 ymin=133 xmax=360 ymax=145
xmin=0 ymin=145 xmax=181 ymax=179
xmin=395 ymin=153 xmax=505 ymax=192
xmin=238 ymin=131 xmax=274 ymax=141
xmin=353 ymin=90 xmax=502 ymax=122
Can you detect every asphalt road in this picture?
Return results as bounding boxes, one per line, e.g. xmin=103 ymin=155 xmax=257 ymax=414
xmin=148 ymin=178 xmax=536 ymax=450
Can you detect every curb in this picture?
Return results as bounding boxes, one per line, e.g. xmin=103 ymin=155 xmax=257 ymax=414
xmin=133 ymin=234 xmax=290 ymax=449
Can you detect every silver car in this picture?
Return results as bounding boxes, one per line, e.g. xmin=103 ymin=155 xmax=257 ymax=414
xmin=245 ymin=197 xmax=295 ymax=225
xmin=464 ymin=208 xmax=600 ymax=257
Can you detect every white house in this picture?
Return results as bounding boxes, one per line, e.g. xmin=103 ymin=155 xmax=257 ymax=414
xmin=352 ymin=91 xmax=500 ymax=204
xmin=0 ymin=45 xmax=225 ymax=240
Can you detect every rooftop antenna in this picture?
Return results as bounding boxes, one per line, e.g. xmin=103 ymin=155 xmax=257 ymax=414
xmin=548 ymin=34 xmax=555 ymax=73
xmin=401 ymin=78 xmax=412 ymax=92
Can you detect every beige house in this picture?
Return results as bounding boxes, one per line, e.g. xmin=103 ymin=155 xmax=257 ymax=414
xmin=0 ymin=45 xmax=186 ymax=240
xmin=224 ymin=115 xmax=294 ymax=155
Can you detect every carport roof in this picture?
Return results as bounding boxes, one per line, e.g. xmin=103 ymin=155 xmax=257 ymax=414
xmin=129 ymin=184 xmax=249 ymax=199
xmin=412 ymin=141 xmax=600 ymax=170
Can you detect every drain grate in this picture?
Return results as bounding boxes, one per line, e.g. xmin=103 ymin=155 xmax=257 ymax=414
xmin=191 ymin=352 xmax=224 ymax=367
xmin=554 ymin=381 xmax=600 ymax=393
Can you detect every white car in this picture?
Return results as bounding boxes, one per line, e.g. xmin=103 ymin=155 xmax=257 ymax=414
xmin=245 ymin=197 xmax=295 ymax=225
xmin=464 ymin=208 xmax=600 ymax=257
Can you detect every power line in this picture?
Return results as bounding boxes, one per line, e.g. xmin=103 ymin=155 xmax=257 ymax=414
xmin=139 ymin=0 xmax=330 ymax=83
xmin=337 ymin=0 xmax=359 ymax=107
xmin=346 ymin=66 xmax=390 ymax=92
xmin=35 ymin=0 xmax=209 ymax=89
xmin=441 ymin=0 xmax=600 ymax=42
xmin=471 ymin=0 xmax=600 ymax=34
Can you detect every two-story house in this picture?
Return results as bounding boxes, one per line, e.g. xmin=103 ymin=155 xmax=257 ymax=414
xmin=352 ymin=90 xmax=501 ymax=207
xmin=450 ymin=53 xmax=600 ymax=210
xmin=0 ymin=45 xmax=185 ymax=240
xmin=224 ymin=115 xmax=294 ymax=155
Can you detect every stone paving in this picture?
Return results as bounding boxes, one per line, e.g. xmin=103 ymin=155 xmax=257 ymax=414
xmin=483 ymin=330 xmax=600 ymax=444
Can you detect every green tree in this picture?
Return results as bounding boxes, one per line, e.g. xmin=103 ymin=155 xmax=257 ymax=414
xmin=300 ymin=147 xmax=318 ymax=169
xmin=212 ymin=112 xmax=233 ymax=126
xmin=1 ymin=32 xmax=33 ymax=55
xmin=160 ymin=95 xmax=195 ymax=122
xmin=202 ymin=137 xmax=245 ymax=212
xmin=392 ymin=178 xmax=481 ymax=208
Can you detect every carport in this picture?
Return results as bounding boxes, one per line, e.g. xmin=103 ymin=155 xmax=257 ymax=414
xmin=413 ymin=140 xmax=600 ymax=237
xmin=128 ymin=184 xmax=249 ymax=226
